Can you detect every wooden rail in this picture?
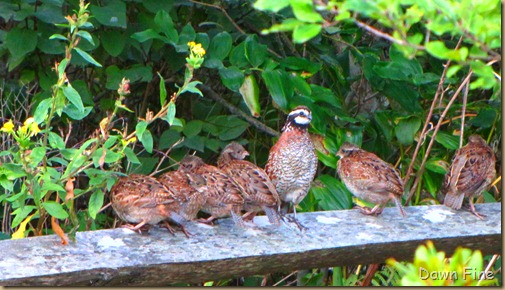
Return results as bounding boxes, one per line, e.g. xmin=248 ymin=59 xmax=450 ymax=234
xmin=0 ymin=203 xmax=501 ymax=286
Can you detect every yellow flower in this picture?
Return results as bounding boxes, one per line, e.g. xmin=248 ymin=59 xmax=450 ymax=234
xmin=187 ymin=41 xmax=206 ymax=57
xmin=1 ymin=119 xmax=15 ymax=134
xmin=186 ymin=41 xmax=206 ymax=69
xmin=21 ymin=117 xmax=41 ymax=137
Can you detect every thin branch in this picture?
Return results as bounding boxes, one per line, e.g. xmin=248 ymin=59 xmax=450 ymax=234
xmin=353 ymin=20 xmax=424 ymax=50
xmin=402 ymin=37 xmax=463 ymax=191
xmin=405 ymin=71 xmax=473 ymax=205
xmin=459 ymin=81 xmax=469 ymax=148
xmin=477 ymin=254 xmax=499 ymax=286
xmin=198 ymin=84 xmax=280 ymax=137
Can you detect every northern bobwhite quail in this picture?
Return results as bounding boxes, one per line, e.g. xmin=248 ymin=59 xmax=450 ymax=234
xmin=265 ymin=106 xmax=318 ymax=220
xmin=442 ymin=134 xmax=496 ymax=219
xmin=109 ymin=174 xmax=185 ymax=234
xmin=218 ymin=142 xmax=282 ymax=225
xmin=179 ymin=155 xmax=245 ymax=226
xmin=336 ymin=142 xmax=406 ymax=217
xmin=157 ymin=170 xmax=208 ymax=222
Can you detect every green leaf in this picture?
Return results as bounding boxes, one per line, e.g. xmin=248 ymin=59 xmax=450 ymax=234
xmin=142 ymin=0 xmax=174 ymax=13
xmin=42 ymin=201 xmax=69 ymax=219
xmin=154 ymin=10 xmax=178 ymax=43
xmin=244 ymin=35 xmax=268 ymax=67
xmin=62 ymin=104 xmax=92 ymax=120
xmin=435 ymin=132 xmax=460 ymax=150
xmin=163 ymin=101 xmax=177 ymax=125
xmin=239 ymin=74 xmax=261 ymax=117
xmin=159 ymin=129 xmax=181 ymax=150
xmin=30 ymin=147 xmax=46 ymax=166
xmin=158 ymin=73 xmax=167 ymax=106
xmin=180 ymin=81 xmax=203 ymax=96
xmin=123 ymin=147 xmax=141 ymax=164
xmin=229 ymin=42 xmax=249 ymax=69
xmin=100 ymin=30 xmax=126 ymax=57
xmin=263 ymin=18 xmax=303 ymax=34
xmin=88 ymin=190 xmax=104 ymax=219
xmin=76 ymin=31 xmax=94 ymax=46
xmin=62 ymin=84 xmax=85 ymax=113
xmin=312 ymin=175 xmax=352 ymax=210
xmin=49 ymin=34 xmax=68 ymax=41
xmin=183 ymin=120 xmax=203 ymax=137
xmin=5 ymin=27 xmax=38 ymax=70
xmin=425 ymin=41 xmax=468 ymax=61
xmin=208 ymin=32 xmax=232 ymax=61
xmin=395 ymin=116 xmax=421 ymax=145
xmin=131 ymin=29 xmax=164 ymax=43
xmin=89 ymin=0 xmax=127 ymax=28
xmin=218 ymin=119 xmax=249 ymax=140
xmin=219 ymin=66 xmax=245 ymax=92
xmin=261 ymin=70 xmax=292 ymax=110
xmin=33 ymin=98 xmax=53 ymax=124
xmin=469 ymin=108 xmax=496 ymax=128
xmin=136 ymin=121 xmax=153 ymax=153
xmin=292 ymin=23 xmax=321 ymax=43
xmin=253 ymin=0 xmax=289 ymax=12
xmin=74 ymin=47 xmax=102 ymax=67
xmin=374 ymin=111 xmax=395 ymax=142
xmin=11 ymin=206 xmax=36 ymax=228
xmin=48 ymin=132 xmax=66 ymax=150
xmin=289 ymin=0 xmax=323 ymax=23
xmin=425 ymin=159 xmax=448 ymax=175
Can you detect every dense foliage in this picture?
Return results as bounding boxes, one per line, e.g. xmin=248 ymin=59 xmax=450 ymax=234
xmin=0 ymin=0 xmax=501 ymax=286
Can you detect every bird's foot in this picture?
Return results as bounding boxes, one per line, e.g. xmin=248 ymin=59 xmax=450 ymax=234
xmin=281 ymin=214 xmax=307 ymax=232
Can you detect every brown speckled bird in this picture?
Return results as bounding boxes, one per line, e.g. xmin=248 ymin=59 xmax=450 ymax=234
xmin=265 ymin=106 xmax=318 ymax=219
xmin=179 ymin=155 xmax=245 ymax=226
xmin=218 ymin=142 xmax=282 ymax=225
xmin=109 ymin=174 xmax=185 ymax=234
xmin=442 ymin=134 xmax=496 ymax=219
xmin=336 ymin=142 xmax=406 ymax=217
xmin=157 ymin=170 xmax=208 ymax=222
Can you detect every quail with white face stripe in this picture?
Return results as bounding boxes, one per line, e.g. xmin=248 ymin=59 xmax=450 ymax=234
xmin=265 ymin=106 xmax=318 ymax=227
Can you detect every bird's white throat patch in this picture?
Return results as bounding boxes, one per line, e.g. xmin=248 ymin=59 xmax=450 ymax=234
xmin=294 ymin=115 xmax=311 ymax=125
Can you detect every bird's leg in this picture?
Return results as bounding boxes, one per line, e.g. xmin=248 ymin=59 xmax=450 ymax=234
xmin=242 ymin=211 xmax=257 ymax=222
xmin=280 ymin=204 xmax=307 ymax=232
xmin=468 ymin=199 xmax=486 ymax=220
xmin=231 ymin=208 xmax=248 ymax=228
xmin=357 ymin=204 xmax=383 ymax=216
xmin=121 ymin=220 xmax=149 ymax=234
xmin=197 ymin=216 xmax=216 ymax=225
xmin=160 ymin=221 xmax=177 ymax=235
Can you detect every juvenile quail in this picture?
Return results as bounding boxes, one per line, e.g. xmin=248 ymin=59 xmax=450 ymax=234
xmin=218 ymin=142 xmax=282 ymax=225
xmin=157 ymin=170 xmax=208 ymax=222
xmin=265 ymin=106 xmax=318 ymax=220
xmin=336 ymin=142 xmax=406 ymax=217
xmin=109 ymin=174 xmax=185 ymax=234
xmin=442 ymin=134 xmax=496 ymax=219
xmin=179 ymin=155 xmax=245 ymax=226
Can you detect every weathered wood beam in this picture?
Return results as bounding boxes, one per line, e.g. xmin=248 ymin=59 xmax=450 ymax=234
xmin=0 ymin=203 xmax=501 ymax=286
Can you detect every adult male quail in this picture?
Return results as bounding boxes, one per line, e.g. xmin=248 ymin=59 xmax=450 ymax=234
xmin=218 ymin=142 xmax=282 ymax=225
xmin=109 ymin=174 xmax=185 ymax=234
xmin=442 ymin=134 xmax=496 ymax=219
xmin=336 ymin=142 xmax=406 ymax=217
xmin=265 ymin=106 xmax=318 ymax=220
xmin=179 ymin=155 xmax=245 ymax=226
